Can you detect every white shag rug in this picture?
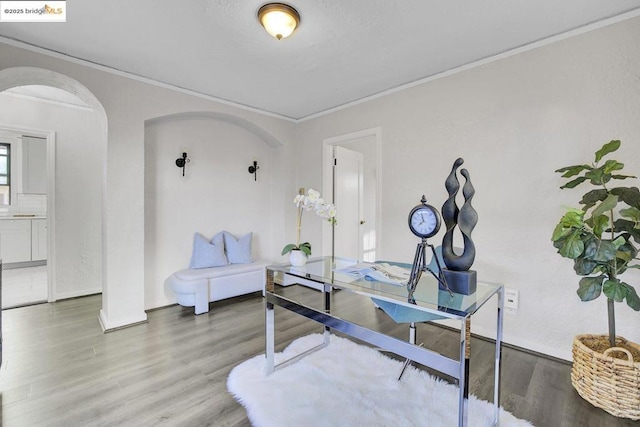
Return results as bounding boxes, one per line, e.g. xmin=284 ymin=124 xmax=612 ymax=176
xmin=227 ymin=334 xmax=535 ymax=427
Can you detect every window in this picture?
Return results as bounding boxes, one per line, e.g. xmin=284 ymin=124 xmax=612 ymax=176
xmin=0 ymin=143 xmax=10 ymax=205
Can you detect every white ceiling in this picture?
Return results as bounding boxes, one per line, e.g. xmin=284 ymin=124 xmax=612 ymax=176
xmin=1 ymin=0 xmax=640 ymax=120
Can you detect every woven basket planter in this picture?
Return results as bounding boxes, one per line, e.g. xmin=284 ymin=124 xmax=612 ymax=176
xmin=571 ymin=334 xmax=640 ymax=420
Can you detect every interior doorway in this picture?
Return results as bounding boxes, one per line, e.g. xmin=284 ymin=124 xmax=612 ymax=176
xmin=322 ymin=128 xmax=381 ymax=261
xmin=0 ymin=79 xmax=104 ymax=310
xmin=0 ymin=125 xmax=54 ymax=308
xmin=0 ymin=67 xmax=108 ymax=329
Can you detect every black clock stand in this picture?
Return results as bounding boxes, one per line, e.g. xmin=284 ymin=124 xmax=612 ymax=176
xmin=406 ymin=237 xmax=451 ymax=305
xmin=398 ymin=238 xmax=451 ymax=380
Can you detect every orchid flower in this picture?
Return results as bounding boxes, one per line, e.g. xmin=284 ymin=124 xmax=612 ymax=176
xmin=282 ymin=188 xmax=337 ymax=256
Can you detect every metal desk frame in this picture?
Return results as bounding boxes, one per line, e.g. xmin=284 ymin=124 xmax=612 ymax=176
xmin=265 ymin=257 xmax=504 ymax=427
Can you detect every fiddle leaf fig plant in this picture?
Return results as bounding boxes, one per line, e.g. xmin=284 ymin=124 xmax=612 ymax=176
xmin=551 ymin=140 xmax=640 ymax=347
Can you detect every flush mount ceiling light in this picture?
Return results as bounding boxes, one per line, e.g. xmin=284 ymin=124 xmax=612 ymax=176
xmin=258 ymin=3 xmax=300 ymax=40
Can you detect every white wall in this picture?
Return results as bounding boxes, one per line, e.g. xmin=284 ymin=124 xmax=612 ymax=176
xmin=0 ymin=93 xmax=103 ymax=299
xmin=144 ymin=114 xmax=277 ymax=309
xmin=295 ymin=16 xmax=640 ymax=360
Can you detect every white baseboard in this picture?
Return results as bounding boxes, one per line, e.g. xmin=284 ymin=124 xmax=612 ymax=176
xmin=99 ymin=308 xmax=147 ymax=332
xmin=54 ymin=287 xmax=102 ymax=301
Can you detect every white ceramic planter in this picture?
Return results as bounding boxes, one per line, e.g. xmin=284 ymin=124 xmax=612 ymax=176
xmin=289 ymin=249 xmax=308 ymax=267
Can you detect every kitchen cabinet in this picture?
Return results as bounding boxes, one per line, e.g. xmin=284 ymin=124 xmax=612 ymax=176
xmin=0 ymin=218 xmax=47 ymax=264
xmin=31 ymin=219 xmax=47 ymax=261
xmin=0 ymin=220 xmax=32 ymax=263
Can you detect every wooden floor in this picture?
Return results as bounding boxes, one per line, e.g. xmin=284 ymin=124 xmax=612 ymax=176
xmin=0 ymin=286 xmax=637 ymax=427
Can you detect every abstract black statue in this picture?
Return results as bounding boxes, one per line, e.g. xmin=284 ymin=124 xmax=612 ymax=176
xmin=441 ymin=158 xmax=478 ymax=294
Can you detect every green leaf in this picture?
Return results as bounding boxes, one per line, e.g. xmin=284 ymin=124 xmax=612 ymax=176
xmin=585 ymin=168 xmax=606 ymax=185
xmin=573 ymin=258 xmax=597 ymax=275
xmin=616 ymin=250 xmax=632 ymax=263
xmin=622 ymin=283 xmax=640 ymax=311
xmin=592 ymin=240 xmax=617 ymax=262
xmin=614 ymin=219 xmax=640 ymax=244
xmin=299 ymin=242 xmax=312 ymax=256
xmin=594 ymin=140 xmax=620 ymax=163
xmin=615 ymin=240 xmax=637 ymax=271
xmin=559 ymin=176 xmax=588 ymax=189
xmin=620 ymin=206 xmax=640 ymax=223
xmin=611 ymin=174 xmax=636 ymax=180
xmin=602 ymin=159 xmax=624 ymax=174
xmin=552 ymin=238 xmax=565 ymax=250
xmin=603 ymin=279 xmax=627 ymax=302
xmin=577 ymin=276 xmax=604 ymax=301
xmin=580 ymin=189 xmax=608 ymax=209
xmin=551 ymin=223 xmax=567 ymax=242
xmin=611 ymin=187 xmax=640 ymax=209
xmin=619 ymin=240 xmax=638 ymax=258
xmin=612 ymin=235 xmax=627 ymax=249
xmin=582 ymin=237 xmax=617 ymax=264
xmin=556 ymin=164 xmax=592 ymax=178
xmin=281 ymin=244 xmax=298 ymax=255
xmin=560 ymin=210 xmax=585 ymax=228
xmin=581 ymin=191 xmax=608 ymax=212
xmin=591 ymin=214 xmax=609 ymax=238
xmin=559 ymin=230 xmax=585 ymax=259
xmin=556 ymin=164 xmax=592 ymax=174
xmin=551 ymin=223 xmax=576 ymax=242
xmin=591 ymin=194 xmax=618 ymax=219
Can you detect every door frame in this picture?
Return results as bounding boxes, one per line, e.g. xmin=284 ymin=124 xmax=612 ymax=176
xmin=322 ymin=127 xmax=382 ymax=258
xmin=0 ymin=123 xmax=56 ymax=302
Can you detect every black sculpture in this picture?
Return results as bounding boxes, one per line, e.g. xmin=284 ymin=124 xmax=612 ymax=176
xmin=441 ymin=158 xmax=478 ymax=294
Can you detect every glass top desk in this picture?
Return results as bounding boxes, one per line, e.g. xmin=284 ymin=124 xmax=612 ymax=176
xmin=265 ymin=256 xmax=504 ymax=427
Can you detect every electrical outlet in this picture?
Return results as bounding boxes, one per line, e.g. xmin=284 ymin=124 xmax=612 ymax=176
xmin=504 ymin=288 xmax=519 ymax=314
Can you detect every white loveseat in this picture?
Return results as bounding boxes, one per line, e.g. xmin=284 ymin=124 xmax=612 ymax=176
xmin=168 ymin=260 xmax=270 ymax=315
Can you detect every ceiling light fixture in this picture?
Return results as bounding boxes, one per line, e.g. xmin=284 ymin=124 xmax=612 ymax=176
xmin=258 ymin=3 xmax=300 ymax=40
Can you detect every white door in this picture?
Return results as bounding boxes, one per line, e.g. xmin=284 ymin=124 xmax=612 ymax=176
xmin=333 ymin=146 xmax=364 ymax=260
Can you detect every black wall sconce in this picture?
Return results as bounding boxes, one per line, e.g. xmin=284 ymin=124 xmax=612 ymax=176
xmin=248 ymin=160 xmax=260 ymax=181
xmin=176 ymin=152 xmax=190 ymax=176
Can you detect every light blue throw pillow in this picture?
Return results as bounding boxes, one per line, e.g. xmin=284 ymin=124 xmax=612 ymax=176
xmin=223 ymin=231 xmax=254 ymax=264
xmin=189 ymin=232 xmax=228 ymax=269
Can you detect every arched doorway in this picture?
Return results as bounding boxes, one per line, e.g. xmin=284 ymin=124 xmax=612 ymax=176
xmin=0 ymin=67 xmax=108 ymax=313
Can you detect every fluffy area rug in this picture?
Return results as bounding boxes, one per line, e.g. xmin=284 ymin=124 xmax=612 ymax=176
xmin=227 ymin=334 xmax=535 ymax=427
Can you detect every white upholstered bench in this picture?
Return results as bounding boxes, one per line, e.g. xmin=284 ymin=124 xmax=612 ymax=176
xmin=168 ymin=260 xmax=270 ymax=315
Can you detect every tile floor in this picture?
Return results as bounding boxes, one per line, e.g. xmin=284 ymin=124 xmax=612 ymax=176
xmin=1 ymin=265 xmax=48 ymax=309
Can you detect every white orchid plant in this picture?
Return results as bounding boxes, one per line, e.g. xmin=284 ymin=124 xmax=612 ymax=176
xmin=281 ymin=188 xmax=337 ymax=256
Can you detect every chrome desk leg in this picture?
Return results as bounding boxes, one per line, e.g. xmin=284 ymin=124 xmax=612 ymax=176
xmin=265 ymin=269 xmax=275 ymax=374
xmin=323 ymin=282 xmax=331 ymax=345
xmin=409 ymin=321 xmax=416 ymax=345
xmin=458 ymin=317 xmax=470 ymax=427
xmin=265 ymin=300 xmax=275 ymax=374
xmin=398 ymin=322 xmax=417 ymax=381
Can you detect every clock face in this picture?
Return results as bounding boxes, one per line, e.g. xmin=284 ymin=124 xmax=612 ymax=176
xmin=409 ymin=204 xmax=441 ymax=238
